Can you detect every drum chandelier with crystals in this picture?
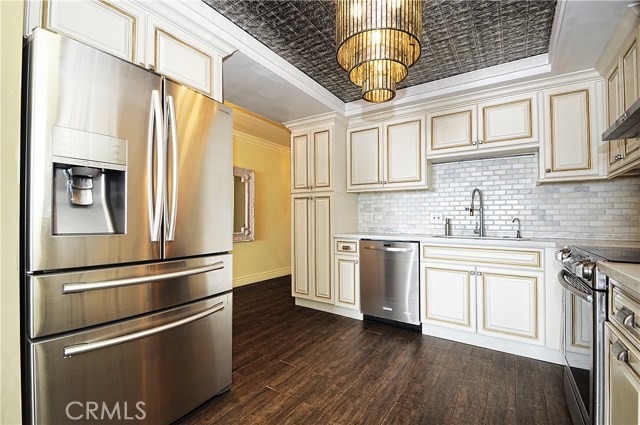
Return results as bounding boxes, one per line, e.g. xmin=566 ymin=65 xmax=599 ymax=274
xmin=336 ymin=0 xmax=422 ymax=103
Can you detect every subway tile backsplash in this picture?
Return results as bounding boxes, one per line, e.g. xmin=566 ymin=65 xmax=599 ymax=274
xmin=358 ymin=154 xmax=640 ymax=240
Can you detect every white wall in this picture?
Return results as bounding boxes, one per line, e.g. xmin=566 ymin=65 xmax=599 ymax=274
xmin=359 ymin=154 xmax=640 ymax=240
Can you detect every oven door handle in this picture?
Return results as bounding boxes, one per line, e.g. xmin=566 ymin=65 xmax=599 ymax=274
xmin=558 ymin=270 xmax=593 ymax=303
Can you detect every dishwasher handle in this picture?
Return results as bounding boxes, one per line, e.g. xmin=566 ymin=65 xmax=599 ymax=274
xmin=363 ymin=245 xmax=415 ymax=253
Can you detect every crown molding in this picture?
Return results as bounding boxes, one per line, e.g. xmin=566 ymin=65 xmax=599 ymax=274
xmin=233 ymin=130 xmax=290 ymax=155
xmin=283 ymin=111 xmax=349 ymax=131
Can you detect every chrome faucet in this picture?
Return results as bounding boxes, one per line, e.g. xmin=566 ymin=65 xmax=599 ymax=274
xmin=465 ymin=188 xmax=485 ymax=237
xmin=512 ymin=217 xmax=522 ymax=239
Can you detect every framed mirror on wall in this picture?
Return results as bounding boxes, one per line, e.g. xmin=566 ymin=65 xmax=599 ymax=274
xmin=233 ymin=166 xmax=255 ymax=242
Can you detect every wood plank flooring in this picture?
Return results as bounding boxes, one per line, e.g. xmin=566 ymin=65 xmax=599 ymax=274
xmin=176 ymin=276 xmax=571 ymax=425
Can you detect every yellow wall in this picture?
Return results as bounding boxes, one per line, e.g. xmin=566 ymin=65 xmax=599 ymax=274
xmin=228 ymin=104 xmax=291 ymax=286
xmin=1 ymin=1 xmax=24 ymax=423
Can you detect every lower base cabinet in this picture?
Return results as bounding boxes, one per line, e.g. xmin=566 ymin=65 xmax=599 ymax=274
xmin=334 ymin=254 xmax=359 ymax=310
xmin=605 ymin=323 xmax=640 ymax=425
xmin=421 ymin=262 xmax=544 ymax=345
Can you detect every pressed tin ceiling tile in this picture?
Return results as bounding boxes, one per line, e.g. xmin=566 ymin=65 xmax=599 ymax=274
xmin=204 ymin=0 xmax=557 ymax=103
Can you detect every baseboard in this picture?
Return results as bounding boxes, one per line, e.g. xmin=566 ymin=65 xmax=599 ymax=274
xmin=233 ymin=267 xmax=291 ymax=287
xmin=422 ymin=323 xmax=564 ymax=364
xmin=295 ymin=298 xmax=364 ymax=321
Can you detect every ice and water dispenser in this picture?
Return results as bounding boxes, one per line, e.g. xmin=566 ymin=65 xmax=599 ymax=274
xmin=51 ymin=126 xmax=127 ymax=235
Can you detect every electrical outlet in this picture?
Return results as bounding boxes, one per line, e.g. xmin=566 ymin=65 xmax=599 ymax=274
xmin=364 ymin=213 xmax=374 ymax=222
xmin=430 ymin=213 xmax=443 ymax=224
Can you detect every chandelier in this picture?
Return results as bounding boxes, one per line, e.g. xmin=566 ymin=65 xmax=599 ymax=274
xmin=336 ymin=0 xmax=422 ymax=103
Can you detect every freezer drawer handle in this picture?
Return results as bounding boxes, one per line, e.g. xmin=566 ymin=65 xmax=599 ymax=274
xmin=363 ymin=246 xmax=414 ymax=253
xmin=62 ymin=261 xmax=224 ymax=294
xmin=62 ymin=301 xmax=225 ymax=358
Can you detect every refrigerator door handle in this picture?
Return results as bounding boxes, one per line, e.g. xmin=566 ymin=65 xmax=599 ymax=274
xmin=62 ymin=261 xmax=224 ymax=294
xmin=147 ymin=90 xmax=164 ymax=242
xmin=165 ymin=95 xmax=179 ymax=241
xmin=62 ymin=301 xmax=225 ymax=357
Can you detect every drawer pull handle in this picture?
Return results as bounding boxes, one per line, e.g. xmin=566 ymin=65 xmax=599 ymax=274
xmin=612 ymin=340 xmax=629 ymax=363
xmin=62 ymin=262 xmax=224 ymax=294
xmin=615 ymin=307 xmax=636 ymax=329
xmin=62 ymin=302 xmax=225 ymax=357
xmin=342 ymin=246 xmax=351 ymax=250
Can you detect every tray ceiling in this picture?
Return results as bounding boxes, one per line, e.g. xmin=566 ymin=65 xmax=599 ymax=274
xmin=204 ymin=0 xmax=557 ymax=103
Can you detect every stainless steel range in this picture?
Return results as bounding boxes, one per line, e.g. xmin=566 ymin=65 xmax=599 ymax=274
xmin=556 ymin=245 xmax=640 ymax=425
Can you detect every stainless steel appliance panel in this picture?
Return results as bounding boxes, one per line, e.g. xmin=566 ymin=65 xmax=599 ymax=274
xmin=25 ymin=29 xmax=163 ymax=272
xmin=359 ymin=240 xmax=420 ymax=325
xmin=163 ymin=79 xmax=233 ymax=259
xmin=28 ymin=293 xmax=232 ymax=425
xmin=28 ymin=254 xmax=232 ymax=338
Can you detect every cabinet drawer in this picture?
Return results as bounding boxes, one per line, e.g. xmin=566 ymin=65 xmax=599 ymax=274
xmin=422 ymin=244 xmax=541 ymax=268
xmin=336 ymin=240 xmax=358 ymax=254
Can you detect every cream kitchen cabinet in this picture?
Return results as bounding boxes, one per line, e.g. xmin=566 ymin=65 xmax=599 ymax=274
xmin=605 ymin=25 xmax=640 ymax=176
xmin=145 ymin=15 xmax=225 ymax=100
xmin=25 ymin=0 xmax=145 ymax=63
xmin=605 ymin=324 xmax=640 ymax=425
xmin=25 ymin=0 xmax=233 ymax=101
xmin=421 ymin=263 xmax=476 ymax=332
xmin=477 ymin=267 xmax=543 ymax=343
xmin=292 ymin=194 xmax=333 ymax=303
xmin=291 ymin=126 xmax=340 ymax=193
xmin=334 ymin=239 xmax=360 ymax=310
xmin=347 ymin=115 xmax=428 ymax=192
xmin=421 ymin=244 xmax=545 ymax=346
xmin=539 ymin=81 xmax=605 ymax=182
xmin=426 ymin=94 xmax=538 ymax=161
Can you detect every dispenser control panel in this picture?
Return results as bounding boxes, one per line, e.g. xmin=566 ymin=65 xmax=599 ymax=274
xmin=52 ymin=126 xmax=127 ymax=170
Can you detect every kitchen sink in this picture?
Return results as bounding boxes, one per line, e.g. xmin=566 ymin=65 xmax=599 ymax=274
xmin=432 ymin=235 xmax=532 ymax=241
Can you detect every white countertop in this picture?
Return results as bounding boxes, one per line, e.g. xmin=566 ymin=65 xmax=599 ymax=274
xmin=334 ymin=232 xmax=640 ymax=250
xmin=599 ymin=262 xmax=640 ymax=295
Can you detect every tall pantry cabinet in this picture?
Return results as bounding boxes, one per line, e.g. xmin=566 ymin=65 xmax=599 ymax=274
xmin=286 ymin=114 xmax=358 ymax=306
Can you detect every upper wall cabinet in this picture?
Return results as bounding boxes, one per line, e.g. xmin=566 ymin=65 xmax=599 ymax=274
xmin=25 ymin=0 xmax=234 ymax=102
xmin=28 ymin=0 xmax=145 ymax=63
xmin=290 ymin=121 xmax=347 ymax=194
xmin=539 ymin=81 xmax=605 ymax=182
xmin=426 ymin=94 xmax=538 ymax=161
xmin=145 ymin=15 xmax=223 ymax=100
xmin=347 ymin=115 xmax=428 ymax=192
xmin=605 ymin=25 xmax=640 ymax=177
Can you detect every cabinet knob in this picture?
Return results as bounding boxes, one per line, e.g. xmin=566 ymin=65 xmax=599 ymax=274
xmin=478 ymin=140 xmax=484 ymax=145
xmin=310 ymin=185 xmax=314 ymax=189
xmin=470 ymin=271 xmax=476 ymax=276
xmin=477 ymin=272 xmax=483 ymax=276
xmin=545 ymin=168 xmax=551 ymax=173
xmin=615 ymin=154 xmax=624 ymax=161
xmin=355 ymin=261 xmax=359 ymax=264
xmin=472 ymin=140 xmax=477 ymax=145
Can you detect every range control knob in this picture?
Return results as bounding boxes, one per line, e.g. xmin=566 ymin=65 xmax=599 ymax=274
xmin=555 ymin=248 xmax=571 ymax=262
xmin=578 ymin=261 xmax=596 ymax=281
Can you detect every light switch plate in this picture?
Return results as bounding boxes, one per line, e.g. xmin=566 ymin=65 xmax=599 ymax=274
xmin=430 ymin=213 xmax=443 ymax=224
xmin=364 ymin=213 xmax=374 ymax=222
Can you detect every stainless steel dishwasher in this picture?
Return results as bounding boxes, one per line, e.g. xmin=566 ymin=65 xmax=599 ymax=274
xmin=359 ymin=240 xmax=420 ymax=327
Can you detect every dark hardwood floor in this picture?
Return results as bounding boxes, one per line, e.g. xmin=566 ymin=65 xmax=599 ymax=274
xmin=177 ymin=276 xmax=572 ymax=425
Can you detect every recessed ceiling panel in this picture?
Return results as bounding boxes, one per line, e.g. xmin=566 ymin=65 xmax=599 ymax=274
xmin=204 ymin=0 xmax=557 ymax=103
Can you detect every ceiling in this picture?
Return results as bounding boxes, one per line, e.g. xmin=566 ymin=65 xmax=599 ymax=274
xmin=205 ymin=0 xmax=557 ymax=103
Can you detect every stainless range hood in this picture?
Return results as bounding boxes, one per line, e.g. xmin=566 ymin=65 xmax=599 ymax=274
xmin=603 ymin=96 xmax=640 ymax=140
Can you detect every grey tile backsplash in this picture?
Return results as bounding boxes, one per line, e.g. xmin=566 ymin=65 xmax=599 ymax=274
xmin=358 ymin=154 xmax=640 ymax=240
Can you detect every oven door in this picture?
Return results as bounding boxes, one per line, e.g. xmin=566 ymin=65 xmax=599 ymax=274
xmin=560 ymin=269 xmax=593 ymax=425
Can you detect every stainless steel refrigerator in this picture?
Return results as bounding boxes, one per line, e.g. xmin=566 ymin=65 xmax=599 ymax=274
xmin=23 ymin=29 xmax=233 ymax=424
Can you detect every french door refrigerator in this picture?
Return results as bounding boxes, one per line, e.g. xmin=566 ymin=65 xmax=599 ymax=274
xmin=22 ymin=29 xmax=233 ymax=424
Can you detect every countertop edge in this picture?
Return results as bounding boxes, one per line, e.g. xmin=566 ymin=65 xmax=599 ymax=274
xmin=598 ymin=261 xmax=640 ymax=294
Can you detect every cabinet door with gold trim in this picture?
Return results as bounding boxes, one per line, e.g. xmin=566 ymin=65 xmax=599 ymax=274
xmin=542 ymin=83 xmax=600 ymax=180
xmin=607 ymin=66 xmax=626 ymax=171
xmin=384 ymin=116 xmax=426 ymax=189
xmin=347 ymin=125 xmax=383 ymax=191
xmin=426 ymin=106 xmax=477 ymax=156
xmin=291 ymin=196 xmax=311 ymax=299
xmin=477 ymin=94 xmax=537 ymax=149
xmin=146 ymin=15 xmax=222 ymax=100
xmin=312 ymin=195 xmax=333 ymax=303
xmin=42 ymin=0 xmax=143 ymax=62
xmin=334 ymin=254 xmax=359 ymax=310
xmin=312 ymin=128 xmax=332 ymax=190
xmin=421 ymin=263 xmax=476 ymax=332
xmin=477 ymin=267 xmax=543 ymax=344
xmin=291 ymin=132 xmax=310 ymax=192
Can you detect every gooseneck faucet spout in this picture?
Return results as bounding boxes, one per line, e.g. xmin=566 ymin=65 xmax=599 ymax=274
xmin=467 ymin=188 xmax=485 ymax=237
